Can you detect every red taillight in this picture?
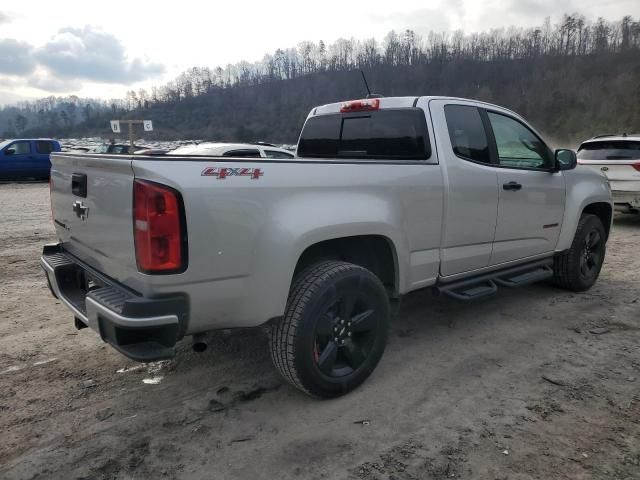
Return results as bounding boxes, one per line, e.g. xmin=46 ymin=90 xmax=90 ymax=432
xmin=133 ymin=179 xmax=186 ymax=273
xmin=632 ymin=163 xmax=640 ymax=172
xmin=340 ymin=98 xmax=380 ymax=113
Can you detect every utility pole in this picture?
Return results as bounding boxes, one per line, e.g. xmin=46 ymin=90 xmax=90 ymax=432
xmin=110 ymin=119 xmax=153 ymax=151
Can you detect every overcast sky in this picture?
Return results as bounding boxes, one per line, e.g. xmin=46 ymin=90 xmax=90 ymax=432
xmin=0 ymin=0 xmax=638 ymax=105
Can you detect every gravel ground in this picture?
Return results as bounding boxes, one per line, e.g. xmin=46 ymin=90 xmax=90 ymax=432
xmin=0 ymin=182 xmax=638 ymax=480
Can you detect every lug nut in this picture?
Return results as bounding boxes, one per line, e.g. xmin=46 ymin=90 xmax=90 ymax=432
xmin=348 ymin=332 xmax=352 ymax=337
xmin=341 ymin=320 xmax=344 ymax=325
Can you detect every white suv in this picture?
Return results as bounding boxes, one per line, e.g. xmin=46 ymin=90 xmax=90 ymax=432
xmin=577 ymin=134 xmax=640 ymax=213
xmin=167 ymin=142 xmax=294 ymax=159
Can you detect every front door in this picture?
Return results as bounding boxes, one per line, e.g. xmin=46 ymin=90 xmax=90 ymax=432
xmin=431 ymin=100 xmax=500 ymax=276
xmin=3 ymin=141 xmax=36 ymax=179
xmin=484 ymin=110 xmax=566 ymax=265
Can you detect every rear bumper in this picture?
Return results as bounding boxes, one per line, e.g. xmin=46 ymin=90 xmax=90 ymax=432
xmin=41 ymin=243 xmax=188 ymax=362
xmin=612 ymin=190 xmax=640 ymax=209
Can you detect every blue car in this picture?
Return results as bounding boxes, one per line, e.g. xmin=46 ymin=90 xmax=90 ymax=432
xmin=0 ymin=138 xmax=62 ymax=180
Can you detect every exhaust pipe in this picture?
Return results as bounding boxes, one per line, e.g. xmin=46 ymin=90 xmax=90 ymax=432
xmin=192 ymin=333 xmax=208 ymax=353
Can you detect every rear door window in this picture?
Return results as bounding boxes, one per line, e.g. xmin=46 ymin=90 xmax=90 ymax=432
xmin=577 ymin=141 xmax=640 ymax=160
xmin=297 ymin=108 xmax=430 ymax=160
xmin=223 ymin=149 xmax=262 ymax=158
xmin=264 ymin=149 xmax=294 ymax=159
xmin=35 ymin=141 xmax=55 ymax=154
xmin=110 ymin=145 xmax=129 ymax=154
xmin=444 ymin=105 xmax=491 ymax=164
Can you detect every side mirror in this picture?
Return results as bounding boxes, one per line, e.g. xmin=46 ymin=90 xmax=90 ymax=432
xmin=554 ymin=149 xmax=577 ymax=171
xmin=5 ymin=148 xmax=15 ymax=156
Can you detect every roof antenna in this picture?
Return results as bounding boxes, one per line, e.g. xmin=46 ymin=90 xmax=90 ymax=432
xmin=360 ymin=70 xmax=383 ymax=99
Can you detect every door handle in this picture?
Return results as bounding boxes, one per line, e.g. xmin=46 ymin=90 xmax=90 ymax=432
xmin=503 ymin=181 xmax=522 ymax=191
xmin=72 ymin=173 xmax=88 ymax=197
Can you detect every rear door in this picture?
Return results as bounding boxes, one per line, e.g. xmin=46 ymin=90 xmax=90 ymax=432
xmin=484 ymin=110 xmax=565 ymax=265
xmin=34 ymin=140 xmax=56 ymax=177
xmin=430 ymin=100 xmax=499 ymax=276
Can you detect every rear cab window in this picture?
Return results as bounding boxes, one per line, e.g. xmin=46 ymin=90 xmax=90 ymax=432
xmin=578 ymin=141 xmax=640 ymax=160
xmin=264 ymin=149 xmax=294 ymax=159
xmin=223 ymin=149 xmax=261 ymax=158
xmin=297 ymin=108 xmax=431 ymax=160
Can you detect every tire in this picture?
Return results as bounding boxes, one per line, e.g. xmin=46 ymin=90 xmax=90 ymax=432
xmin=270 ymin=260 xmax=390 ymax=398
xmin=553 ymin=213 xmax=606 ymax=292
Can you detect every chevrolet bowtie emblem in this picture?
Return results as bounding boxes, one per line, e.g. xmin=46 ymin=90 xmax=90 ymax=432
xmin=72 ymin=200 xmax=89 ymax=221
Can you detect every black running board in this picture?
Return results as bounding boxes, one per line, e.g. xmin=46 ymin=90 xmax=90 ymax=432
xmin=436 ymin=259 xmax=553 ymax=301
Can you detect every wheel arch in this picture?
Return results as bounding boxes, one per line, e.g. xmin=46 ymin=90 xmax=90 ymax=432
xmin=293 ymin=234 xmax=400 ymax=297
xmin=581 ymin=202 xmax=612 ymax=239
xmin=555 ymin=179 xmax=613 ymax=252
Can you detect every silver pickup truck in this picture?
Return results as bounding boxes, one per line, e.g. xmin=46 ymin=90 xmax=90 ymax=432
xmin=42 ymin=96 xmax=612 ymax=397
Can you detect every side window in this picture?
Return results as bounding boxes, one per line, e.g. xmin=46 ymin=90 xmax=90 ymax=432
xmin=8 ymin=141 xmax=32 ymax=155
xmin=444 ymin=105 xmax=490 ymax=164
xmin=223 ymin=149 xmax=261 ymax=158
xmin=487 ymin=112 xmax=550 ymax=169
xmin=264 ymin=149 xmax=294 ymax=159
xmin=36 ymin=141 xmax=54 ymax=154
xmin=111 ymin=145 xmax=127 ymax=154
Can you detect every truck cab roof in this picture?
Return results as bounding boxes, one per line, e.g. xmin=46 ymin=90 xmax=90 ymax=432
xmin=311 ymin=96 xmax=519 ymax=118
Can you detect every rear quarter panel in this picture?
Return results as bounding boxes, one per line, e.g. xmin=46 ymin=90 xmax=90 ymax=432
xmin=132 ymin=158 xmax=444 ymax=333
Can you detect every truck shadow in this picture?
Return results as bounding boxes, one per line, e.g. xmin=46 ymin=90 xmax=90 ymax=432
xmin=0 ymin=178 xmax=49 ymax=185
xmin=165 ymin=277 xmax=591 ymax=399
xmin=613 ymin=212 xmax=640 ymax=227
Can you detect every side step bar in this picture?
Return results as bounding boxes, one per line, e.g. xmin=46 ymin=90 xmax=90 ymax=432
xmin=435 ymin=259 xmax=554 ymax=301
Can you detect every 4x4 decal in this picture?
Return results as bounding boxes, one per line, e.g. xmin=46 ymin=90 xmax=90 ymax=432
xmin=201 ymin=167 xmax=264 ymax=179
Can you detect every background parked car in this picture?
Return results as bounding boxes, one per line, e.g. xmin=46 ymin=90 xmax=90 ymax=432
xmin=577 ymin=134 xmax=640 ymax=213
xmin=91 ymin=143 xmax=142 ymax=154
xmin=0 ymin=138 xmax=61 ymax=180
xmin=167 ymin=142 xmax=295 ymax=158
xmin=133 ymin=148 xmax=169 ymax=155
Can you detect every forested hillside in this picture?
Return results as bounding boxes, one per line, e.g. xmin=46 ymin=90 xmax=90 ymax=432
xmin=2 ymin=14 xmax=639 ymax=146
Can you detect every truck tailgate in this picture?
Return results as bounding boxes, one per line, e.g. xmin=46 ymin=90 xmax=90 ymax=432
xmin=50 ymin=153 xmax=139 ymax=286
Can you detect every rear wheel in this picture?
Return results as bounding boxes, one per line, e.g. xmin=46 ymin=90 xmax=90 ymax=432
xmin=270 ymin=261 xmax=389 ymax=398
xmin=553 ymin=213 xmax=606 ymax=292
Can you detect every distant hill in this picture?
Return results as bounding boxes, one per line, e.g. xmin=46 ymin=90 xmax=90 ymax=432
xmin=3 ymin=14 xmax=639 ymax=147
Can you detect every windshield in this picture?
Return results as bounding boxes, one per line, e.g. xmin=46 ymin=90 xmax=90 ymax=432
xmin=577 ymin=140 xmax=640 ymax=160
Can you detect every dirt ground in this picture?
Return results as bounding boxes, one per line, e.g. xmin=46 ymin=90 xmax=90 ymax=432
xmin=0 ymin=182 xmax=638 ymax=480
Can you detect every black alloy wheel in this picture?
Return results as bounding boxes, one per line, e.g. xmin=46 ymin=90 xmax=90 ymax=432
xmin=270 ymin=261 xmax=390 ymax=398
xmin=313 ymin=293 xmax=379 ymax=378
